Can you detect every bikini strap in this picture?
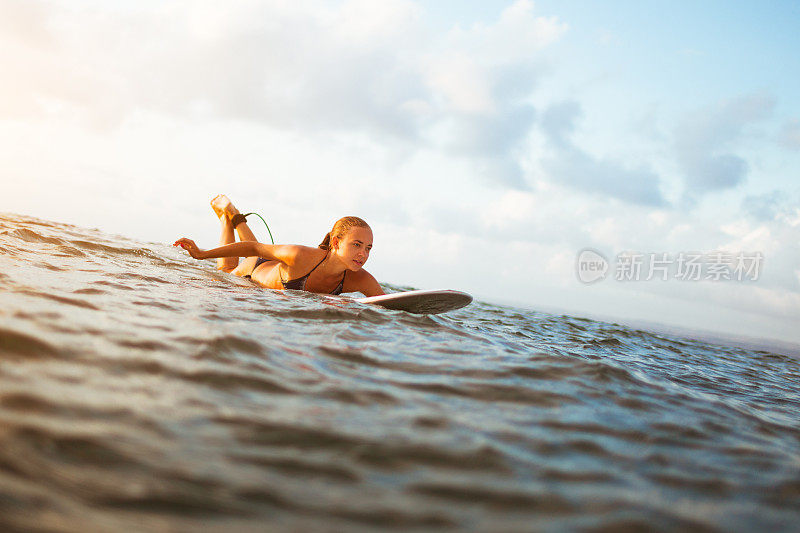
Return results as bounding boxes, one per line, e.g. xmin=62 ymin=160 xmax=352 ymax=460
xmin=305 ymin=255 xmax=327 ymax=277
xmin=332 ymin=269 xmax=346 ymax=295
xmin=281 ymin=254 xmax=327 ymax=284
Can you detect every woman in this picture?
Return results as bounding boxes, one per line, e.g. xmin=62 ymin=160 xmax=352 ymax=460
xmin=174 ymin=195 xmax=385 ymax=297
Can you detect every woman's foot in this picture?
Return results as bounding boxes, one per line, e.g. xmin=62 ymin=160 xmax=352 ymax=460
xmin=210 ymin=195 xmax=240 ymax=221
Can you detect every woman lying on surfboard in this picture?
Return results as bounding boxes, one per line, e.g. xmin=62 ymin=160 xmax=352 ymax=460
xmin=174 ymin=195 xmax=385 ymax=297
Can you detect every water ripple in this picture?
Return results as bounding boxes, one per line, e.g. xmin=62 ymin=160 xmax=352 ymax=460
xmin=1 ymin=212 xmax=799 ymax=532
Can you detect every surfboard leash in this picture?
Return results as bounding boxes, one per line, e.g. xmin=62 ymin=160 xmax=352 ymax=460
xmin=242 ymin=212 xmax=275 ymax=245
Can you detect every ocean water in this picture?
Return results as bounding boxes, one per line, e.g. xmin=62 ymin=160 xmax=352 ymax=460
xmin=1 ymin=212 xmax=799 ymax=532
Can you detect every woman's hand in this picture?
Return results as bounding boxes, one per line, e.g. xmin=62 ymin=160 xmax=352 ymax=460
xmin=173 ymin=238 xmax=206 ymax=259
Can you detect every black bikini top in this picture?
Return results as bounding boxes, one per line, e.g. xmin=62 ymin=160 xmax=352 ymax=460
xmin=281 ymin=256 xmax=345 ymax=295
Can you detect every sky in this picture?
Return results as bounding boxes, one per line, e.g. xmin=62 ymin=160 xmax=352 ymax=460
xmin=1 ymin=0 xmax=799 ymax=345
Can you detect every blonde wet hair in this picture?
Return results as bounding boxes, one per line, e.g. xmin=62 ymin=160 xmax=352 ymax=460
xmin=319 ymin=216 xmax=370 ymax=251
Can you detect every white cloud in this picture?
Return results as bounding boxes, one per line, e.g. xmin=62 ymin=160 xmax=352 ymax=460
xmin=741 ymin=190 xmax=799 ymax=222
xmin=425 ymin=54 xmax=495 ymax=113
xmin=481 ymin=190 xmax=537 ymax=229
xmin=441 ymin=0 xmax=566 ymax=64
xmin=674 ymin=93 xmax=775 ymax=197
xmin=721 ymin=216 xmax=800 ymax=291
xmin=0 ymin=0 xmax=566 ymax=190
xmin=779 ymin=118 xmax=800 ymax=150
xmin=539 ymin=101 xmax=667 ymax=206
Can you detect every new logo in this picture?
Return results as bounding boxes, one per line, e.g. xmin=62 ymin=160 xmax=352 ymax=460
xmin=576 ymin=249 xmax=608 ymax=284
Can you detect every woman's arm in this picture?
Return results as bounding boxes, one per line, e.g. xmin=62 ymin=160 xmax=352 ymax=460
xmin=353 ymin=270 xmax=385 ymax=297
xmin=174 ymin=238 xmax=300 ymax=264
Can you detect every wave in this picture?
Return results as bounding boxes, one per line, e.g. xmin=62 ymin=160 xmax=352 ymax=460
xmin=1 ymin=212 xmax=799 ymax=531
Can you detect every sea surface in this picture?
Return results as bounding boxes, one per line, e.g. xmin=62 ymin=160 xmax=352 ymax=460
xmin=1 ymin=212 xmax=799 ymax=532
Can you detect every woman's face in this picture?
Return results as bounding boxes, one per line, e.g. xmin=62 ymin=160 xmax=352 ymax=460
xmin=334 ymin=226 xmax=373 ymax=270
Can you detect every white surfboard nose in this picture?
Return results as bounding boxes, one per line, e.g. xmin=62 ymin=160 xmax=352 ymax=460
xmin=356 ymin=289 xmax=472 ymax=314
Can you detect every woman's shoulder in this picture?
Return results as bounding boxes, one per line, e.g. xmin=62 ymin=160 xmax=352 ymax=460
xmin=348 ymin=267 xmax=375 ymax=281
xmin=272 ymin=244 xmax=325 ymax=264
xmin=262 ymin=244 xmax=326 ymax=267
xmin=345 ymin=268 xmax=384 ymax=296
xmin=288 ymin=244 xmax=326 ymax=257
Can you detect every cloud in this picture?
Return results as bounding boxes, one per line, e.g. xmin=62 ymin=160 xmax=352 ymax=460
xmin=741 ymin=190 xmax=798 ymax=222
xmin=540 ymin=100 xmax=580 ymax=148
xmin=416 ymin=0 xmax=566 ymax=188
xmin=674 ymin=93 xmax=775 ymax=197
xmin=424 ymin=102 xmax=536 ymax=189
xmin=0 ymin=0 xmax=52 ymax=47
xmin=718 ymin=214 xmax=800 ymax=295
xmin=539 ymin=101 xmax=667 ymax=206
xmin=780 ymin=119 xmax=800 ymax=150
xmin=0 ymin=0 xmax=566 ymax=190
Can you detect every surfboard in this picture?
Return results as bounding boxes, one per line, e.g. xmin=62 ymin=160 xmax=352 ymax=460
xmin=355 ymin=289 xmax=472 ymax=315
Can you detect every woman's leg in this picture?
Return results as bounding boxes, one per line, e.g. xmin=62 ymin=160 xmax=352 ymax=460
xmin=211 ymin=195 xmax=262 ymax=276
xmin=215 ymin=215 xmax=239 ymax=272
